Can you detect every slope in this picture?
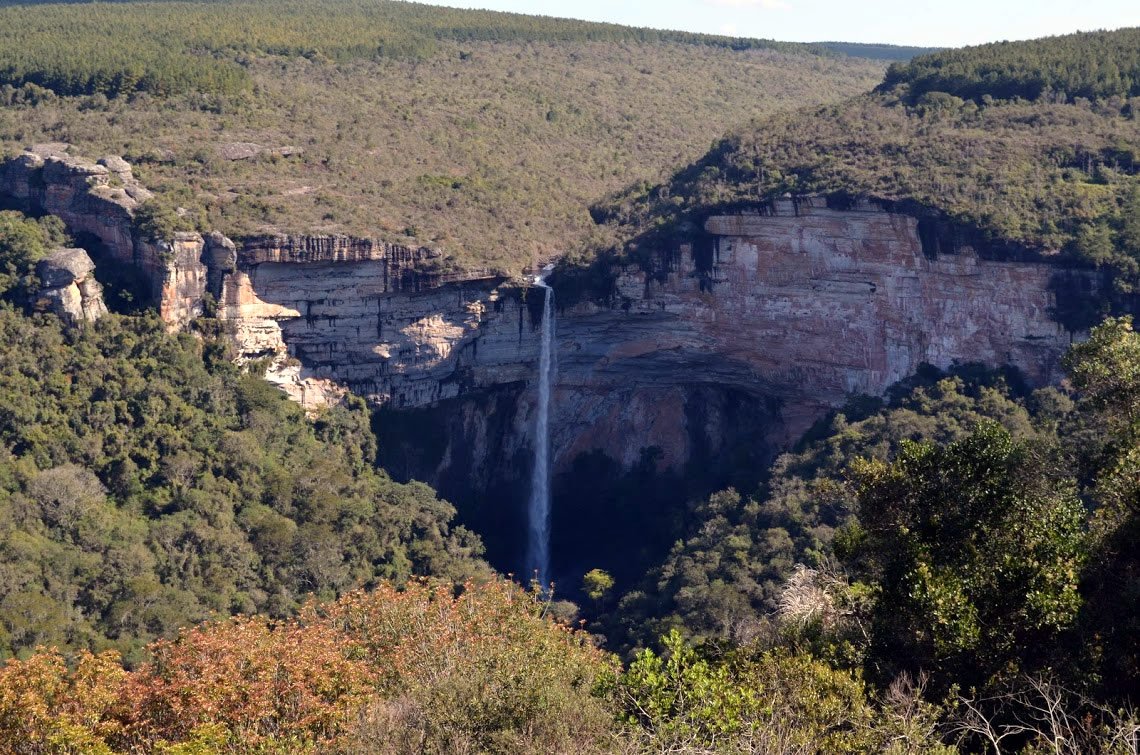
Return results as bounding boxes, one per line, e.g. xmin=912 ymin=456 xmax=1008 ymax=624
xmin=584 ymin=27 xmax=1140 ymax=326
xmin=0 ymin=0 xmax=890 ymax=272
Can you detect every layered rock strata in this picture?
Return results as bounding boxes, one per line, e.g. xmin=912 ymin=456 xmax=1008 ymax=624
xmin=230 ymin=197 xmax=1079 ymax=488
xmin=0 ymin=148 xmax=1082 ymax=482
xmin=0 ymin=147 xmax=214 ymax=328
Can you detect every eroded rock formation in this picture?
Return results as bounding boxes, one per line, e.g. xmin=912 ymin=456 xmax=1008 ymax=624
xmin=35 ymin=247 xmax=108 ymax=325
xmin=0 ymin=146 xmax=215 ymax=328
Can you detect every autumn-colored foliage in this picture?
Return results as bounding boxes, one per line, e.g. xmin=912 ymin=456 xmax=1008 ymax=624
xmin=121 ymin=616 xmax=375 ymax=751
xmin=0 ymin=578 xmax=614 ymax=754
xmin=321 ymin=579 xmax=617 ymax=753
xmin=0 ymin=648 xmax=127 ymax=754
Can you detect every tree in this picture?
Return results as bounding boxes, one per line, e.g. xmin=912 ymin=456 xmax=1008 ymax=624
xmin=1063 ymin=316 xmax=1140 ymax=699
xmin=582 ymin=568 xmax=614 ymax=604
xmin=0 ymin=211 xmax=67 ymax=297
xmin=844 ymin=422 xmax=1087 ymax=693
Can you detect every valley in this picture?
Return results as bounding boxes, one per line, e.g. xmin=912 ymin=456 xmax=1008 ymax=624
xmin=0 ymin=5 xmax=1139 ymax=753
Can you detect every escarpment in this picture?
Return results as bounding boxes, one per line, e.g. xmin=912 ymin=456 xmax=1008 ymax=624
xmin=0 ymin=149 xmax=1089 ymax=566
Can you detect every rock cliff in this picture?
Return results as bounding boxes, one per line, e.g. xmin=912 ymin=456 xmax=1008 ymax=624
xmin=0 ymin=146 xmax=214 ymax=328
xmin=0 ymin=147 xmax=1088 ymax=572
xmin=383 ymin=198 xmax=1079 ymax=483
xmin=370 ymin=197 xmax=1081 ymax=569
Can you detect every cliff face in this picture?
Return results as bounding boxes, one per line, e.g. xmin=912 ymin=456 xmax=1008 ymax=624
xmin=218 ymin=239 xmax=507 ymax=408
xmin=588 ymin=198 xmax=1072 ymax=440
xmin=0 ymin=147 xmax=211 ymax=329
xmin=364 ymin=200 xmax=1079 ymax=506
xmin=0 ymin=147 xmax=1080 ymax=505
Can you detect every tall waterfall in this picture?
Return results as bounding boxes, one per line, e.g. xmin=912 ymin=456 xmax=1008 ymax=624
xmin=525 ymin=270 xmax=555 ymax=587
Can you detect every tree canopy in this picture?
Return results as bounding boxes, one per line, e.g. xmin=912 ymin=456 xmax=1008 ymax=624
xmin=0 ymin=304 xmax=486 ymax=661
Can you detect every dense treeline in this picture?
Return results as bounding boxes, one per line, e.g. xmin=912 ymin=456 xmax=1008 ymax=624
xmin=880 ymin=28 xmax=1140 ymax=103
xmin=588 ymin=317 xmax=1140 ymax=750
xmin=600 ymin=366 xmax=1051 ymax=653
xmin=0 ymin=303 xmax=485 ymax=662
xmin=0 ymin=0 xmax=907 ymax=99
xmin=0 ymin=210 xmax=68 ymax=297
xmin=0 ymin=580 xmax=619 ymax=754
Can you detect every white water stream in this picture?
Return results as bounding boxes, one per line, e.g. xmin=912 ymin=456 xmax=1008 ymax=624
xmin=525 ymin=268 xmax=555 ymax=586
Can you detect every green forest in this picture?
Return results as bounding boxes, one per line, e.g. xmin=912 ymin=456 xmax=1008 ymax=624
xmin=0 ymin=0 xmax=914 ymax=99
xmin=880 ymin=29 xmax=1140 ymax=103
xmin=0 ymin=293 xmax=486 ymax=662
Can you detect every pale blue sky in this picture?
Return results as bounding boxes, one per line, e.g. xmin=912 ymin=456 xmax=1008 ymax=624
xmin=424 ymin=0 xmax=1140 ymax=48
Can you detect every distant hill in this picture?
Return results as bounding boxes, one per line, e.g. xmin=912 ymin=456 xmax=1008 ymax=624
xmin=818 ymin=41 xmax=939 ymax=61
xmin=879 ymin=28 xmax=1140 ymax=103
xmin=0 ymin=0 xmax=888 ymax=272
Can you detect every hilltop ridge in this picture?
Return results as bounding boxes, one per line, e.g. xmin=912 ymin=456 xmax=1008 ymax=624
xmin=581 ymin=26 xmax=1140 ymax=324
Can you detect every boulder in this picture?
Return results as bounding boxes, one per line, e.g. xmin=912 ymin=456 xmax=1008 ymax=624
xmin=35 ymin=248 xmax=107 ymax=325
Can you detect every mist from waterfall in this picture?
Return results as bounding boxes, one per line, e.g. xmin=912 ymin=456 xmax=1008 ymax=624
xmin=525 ymin=271 xmax=555 ymax=587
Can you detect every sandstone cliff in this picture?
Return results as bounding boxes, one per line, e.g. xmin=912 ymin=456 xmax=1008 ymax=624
xmin=342 ymin=197 xmax=1079 ymax=481
xmin=0 ymin=146 xmax=215 ymax=328
xmin=0 ymin=148 xmax=1084 ymax=500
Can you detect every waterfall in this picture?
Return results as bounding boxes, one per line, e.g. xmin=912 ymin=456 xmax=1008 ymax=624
xmin=525 ymin=269 xmax=555 ymax=587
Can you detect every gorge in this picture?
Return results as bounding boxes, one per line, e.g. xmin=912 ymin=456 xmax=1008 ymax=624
xmin=0 ymin=147 xmax=1086 ymax=581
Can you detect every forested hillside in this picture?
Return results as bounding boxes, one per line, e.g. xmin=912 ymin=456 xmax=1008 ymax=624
xmin=0 ymin=302 xmax=485 ymax=662
xmin=879 ymin=28 xmax=1140 ymax=103
xmin=0 ymin=0 xmax=890 ymax=271
xmin=584 ymin=27 xmax=1140 ymax=322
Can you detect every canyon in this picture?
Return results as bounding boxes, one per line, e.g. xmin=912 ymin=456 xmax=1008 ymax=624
xmin=0 ymin=148 xmax=1084 ymax=573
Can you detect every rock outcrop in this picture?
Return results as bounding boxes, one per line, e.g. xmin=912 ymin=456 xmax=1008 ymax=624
xmin=0 ymin=146 xmax=215 ymax=328
xmin=35 ymin=248 xmax=108 ymax=325
xmin=0 ymin=146 xmax=150 ymax=265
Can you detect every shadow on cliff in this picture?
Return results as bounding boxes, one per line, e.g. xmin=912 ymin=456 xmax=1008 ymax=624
xmin=72 ymin=232 xmax=156 ymax=314
xmin=375 ymin=381 xmax=782 ymax=604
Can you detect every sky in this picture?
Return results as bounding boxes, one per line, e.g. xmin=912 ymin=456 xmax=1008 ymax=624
xmin=422 ymin=0 xmax=1140 ymax=48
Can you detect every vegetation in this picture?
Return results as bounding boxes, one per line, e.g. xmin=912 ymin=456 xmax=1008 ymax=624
xmin=601 ymin=367 xmax=1051 ymax=652
xmin=6 ymin=9 xmax=1140 ymax=753
xmin=0 ymin=210 xmax=68 ymax=296
xmin=0 ymin=0 xmax=889 ymax=272
xmin=0 ymin=302 xmax=485 ymax=662
xmin=0 ymin=0 xmax=916 ymax=101
xmin=582 ymin=28 xmax=1140 ymax=317
xmin=0 ymin=578 xmax=617 ymax=754
xmin=845 ymin=423 xmax=1086 ymax=694
xmin=879 ymin=29 xmax=1140 ymax=104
